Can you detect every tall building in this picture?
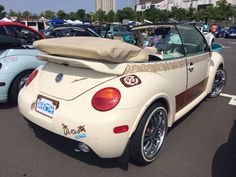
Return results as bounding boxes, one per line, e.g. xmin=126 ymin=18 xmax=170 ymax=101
xmin=96 ymin=0 xmax=116 ymax=13
xmin=131 ymin=0 xmax=137 ymax=10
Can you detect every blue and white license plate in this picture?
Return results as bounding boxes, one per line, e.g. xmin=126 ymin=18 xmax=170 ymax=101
xmin=36 ymin=95 xmax=59 ymax=118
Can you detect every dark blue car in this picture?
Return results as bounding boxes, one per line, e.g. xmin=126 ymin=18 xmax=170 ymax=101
xmin=224 ymin=26 xmax=236 ymax=38
xmin=214 ymin=26 xmax=225 ymax=38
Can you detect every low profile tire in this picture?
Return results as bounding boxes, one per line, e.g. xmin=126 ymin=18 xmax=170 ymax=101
xmin=9 ymin=70 xmax=33 ymax=103
xmin=209 ymin=68 xmax=226 ymax=98
xmin=130 ymin=103 xmax=168 ymax=165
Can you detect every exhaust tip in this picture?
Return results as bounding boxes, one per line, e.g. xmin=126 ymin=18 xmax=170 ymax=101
xmin=75 ymin=142 xmax=90 ymax=153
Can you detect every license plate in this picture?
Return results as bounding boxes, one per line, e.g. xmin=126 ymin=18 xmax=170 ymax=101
xmin=36 ymin=95 xmax=59 ymax=118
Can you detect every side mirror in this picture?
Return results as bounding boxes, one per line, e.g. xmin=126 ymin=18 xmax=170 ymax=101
xmin=211 ymin=43 xmax=223 ymax=52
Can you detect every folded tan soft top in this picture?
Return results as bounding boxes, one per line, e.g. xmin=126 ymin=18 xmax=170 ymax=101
xmin=33 ymin=37 xmax=149 ymax=63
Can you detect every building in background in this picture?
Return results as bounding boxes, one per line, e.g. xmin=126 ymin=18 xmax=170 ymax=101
xmin=136 ymin=0 xmax=236 ymax=11
xmin=131 ymin=0 xmax=137 ymax=10
xmin=96 ymin=0 xmax=116 ymax=13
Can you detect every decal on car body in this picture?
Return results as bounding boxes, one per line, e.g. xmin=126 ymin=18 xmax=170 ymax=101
xmin=124 ymin=53 xmax=209 ymax=74
xmin=61 ymin=123 xmax=87 ymax=140
xmin=120 ymin=75 xmax=141 ymax=87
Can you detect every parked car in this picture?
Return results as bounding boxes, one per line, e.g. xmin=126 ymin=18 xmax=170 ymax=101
xmin=42 ymin=24 xmax=100 ymax=38
xmin=98 ymin=24 xmax=135 ymax=44
xmin=224 ymin=26 xmax=236 ymax=38
xmin=18 ymin=23 xmax=226 ymax=165
xmin=0 ymin=22 xmax=45 ymax=103
xmin=0 ymin=21 xmax=44 ymax=44
xmin=214 ymin=26 xmax=225 ymax=38
xmin=192 ymin=24 xmax=215 ymax=46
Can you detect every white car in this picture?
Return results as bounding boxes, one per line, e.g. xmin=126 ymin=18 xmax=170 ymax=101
xmin=198 ymin=26 xmax=215 ymax=45
xmin=18 ymin=24 xmax=226 ymax=165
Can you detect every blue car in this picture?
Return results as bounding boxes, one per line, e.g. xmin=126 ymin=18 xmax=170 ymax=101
xmin=0 ymin=35 xmax=45 ymax=103
xmin=214 ymin=26 xmax=225 ymax=38
xmin=224 ymin=26 xmax=236 ymax=38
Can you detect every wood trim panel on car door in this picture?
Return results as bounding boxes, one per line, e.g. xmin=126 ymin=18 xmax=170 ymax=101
xmin=175 ymin=77 xmax=208 ymax=112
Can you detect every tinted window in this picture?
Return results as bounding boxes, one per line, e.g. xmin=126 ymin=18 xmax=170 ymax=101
xmin=177 ymin=24 xmax=208 ymax=55
xmin=51 ymin=27 xmax=97 ymax=37
xmin=2 ymin=25 xmax=42 ymax=45
xmin=27 ymin=22 xmax=37 ymax=26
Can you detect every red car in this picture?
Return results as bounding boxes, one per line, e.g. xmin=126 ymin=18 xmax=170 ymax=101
xmin=0 ymin=21 xmax=45 ymax=44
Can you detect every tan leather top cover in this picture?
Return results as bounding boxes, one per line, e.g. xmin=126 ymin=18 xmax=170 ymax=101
xmin=33 ymin=37 xmax=149 ymax=63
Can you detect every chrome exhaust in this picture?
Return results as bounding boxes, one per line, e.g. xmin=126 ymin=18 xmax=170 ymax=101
xmin=74 ymin=142 xmax=90 ymax=153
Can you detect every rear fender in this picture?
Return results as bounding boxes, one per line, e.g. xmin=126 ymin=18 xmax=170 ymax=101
xmin=114 ymin=72 xmax=176 ymax=138
xmin=206 ymin=52 xmax=224 ymax=94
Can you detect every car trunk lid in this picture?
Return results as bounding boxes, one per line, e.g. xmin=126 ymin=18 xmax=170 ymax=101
xmin=37 ymin=61 xmax=125 ymax=101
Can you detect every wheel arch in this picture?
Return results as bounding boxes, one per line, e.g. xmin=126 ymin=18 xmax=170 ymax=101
xmin=206 ymin=52 xmax=225 ymax=94
xmin=7 ymin=69 xmax=34 ymax=99
xmin=128 ymin=94 xmax=175 ymax=139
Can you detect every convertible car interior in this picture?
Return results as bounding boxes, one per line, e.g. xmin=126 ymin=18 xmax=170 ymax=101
xmin=132 ymin=24 xmax=207 ymax=61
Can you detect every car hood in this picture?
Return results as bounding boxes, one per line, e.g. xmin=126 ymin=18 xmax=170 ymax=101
xmin=38 ymin=62 xmax=118 ymax=100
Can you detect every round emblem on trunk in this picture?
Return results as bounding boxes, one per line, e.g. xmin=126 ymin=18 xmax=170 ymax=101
xmin=55 ymin=73 xmax=63 ymax=83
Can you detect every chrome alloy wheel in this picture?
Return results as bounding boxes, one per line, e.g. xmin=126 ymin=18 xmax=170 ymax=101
xmin=210 ymin=69 xmax=226 ymax=97
xmin=141 ymin=107 xmax=167 ymax=160
xmin=18 ymin=74 xmax=30 ymax=90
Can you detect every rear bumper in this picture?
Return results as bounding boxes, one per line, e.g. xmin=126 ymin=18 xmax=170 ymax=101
xmin=18 ymin=87 xmax=141 ymax=158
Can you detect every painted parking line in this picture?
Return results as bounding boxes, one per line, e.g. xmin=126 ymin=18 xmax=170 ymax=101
xmin=220 ymin=93 xmax=236 ymax=106
xmin=228 ymin=42 xmax=236 ymax=45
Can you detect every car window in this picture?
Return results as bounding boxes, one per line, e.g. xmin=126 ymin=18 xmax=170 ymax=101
xmin=52 ymin=27 xmax=97 ymax=37
xmin=113 ymin=26 xmax=119 ymax=32
xmin=134 ymin=25 xmax=185 ymax=60
xmin=176 ymin=24 xmax=208 ymax=55
xmin=2 ymin=25 xmax=42 ymax=45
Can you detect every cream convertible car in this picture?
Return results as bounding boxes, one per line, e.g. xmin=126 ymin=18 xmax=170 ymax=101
xmin=18 ymin=24 xmax=226 ymax=165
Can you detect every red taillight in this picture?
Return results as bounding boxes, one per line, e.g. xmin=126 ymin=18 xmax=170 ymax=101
xmin=113 ymin=125 xmax=129 ymax=134
xmin=92 ymin=87 xmax=121 ymax=111
xmin=25 ymin=69 xmax=38 ymax=87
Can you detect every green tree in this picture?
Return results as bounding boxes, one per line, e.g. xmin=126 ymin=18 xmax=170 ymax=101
xmin=43 ymin=10 xmax=56 ymax=19
xmin=143 ymin=8 xmax=164 ymax=23
xmin=160 ymin=9 xmax=170 ymax=22
xmin=171 ymin=7 xmax=187 ymax=21
xmin=76 ymin=9 xmax=86 ymax=21
xmin=8 ymin=9 xmax=18 ymax=17
xmin=22 ymin=11 xmax=31 ymax=18
xmin=215 ymin=0 xmax=234 ymax=20
xmin=94 ymin=9 xmax=106 ymax=22
xmin=106 ymin=10 xmax=116 ymax=22
xmin=85 ymin=13 xmax=92 ymax=21
xmin=68 ymin=12 xmax=78 ymax=20
xmin=136 ymin=11 xmax=145 ymax=22
xmin=0 ymin=4 xmax=6 ymax=18
xmin=186 ymin=7 xmax=196 ymax=20
xmin=116 ymin=7 xmax=135 ymax=22
xmin=57 ymin=10 xmax=67 ymax=19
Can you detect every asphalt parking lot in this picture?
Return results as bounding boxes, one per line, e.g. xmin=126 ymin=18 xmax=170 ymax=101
xmin=0 ymin=38 xmax=235 ymax=177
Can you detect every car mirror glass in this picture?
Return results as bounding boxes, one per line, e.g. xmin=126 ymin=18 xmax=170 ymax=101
xmin=211 ymin=43 xmax=223 ymax=52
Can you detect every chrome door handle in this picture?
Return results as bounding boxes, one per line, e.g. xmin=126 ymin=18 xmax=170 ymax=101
xmin=188 ymin=62 xmax=194 ymax=72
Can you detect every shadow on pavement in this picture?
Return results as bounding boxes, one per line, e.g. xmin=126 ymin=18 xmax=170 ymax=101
xmin=0 ymin=102 xmax=16 ymax=109
xmin=25 ymin=119 xmax=129 ymax=170
xmin=212 ymin=120 xmax=236 ymax=177
xmin=22 ymin=98 xmax=209 ymax=170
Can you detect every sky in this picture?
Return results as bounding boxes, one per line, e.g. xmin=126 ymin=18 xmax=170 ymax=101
xmin=0 ymin=0 xmax=138 ymax=14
